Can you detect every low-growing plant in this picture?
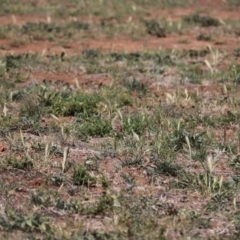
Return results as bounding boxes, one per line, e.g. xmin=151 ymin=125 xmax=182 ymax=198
xmin=151 ymin=131 xmax=178 ymax=161
xmin=5 ymin=156 xmax=33 ymax=170
xmin=187 ymin=48 xmax=209 ymax=58
xmin=75 ymin=114 xmax=111 ymax=140
xmin=83 ymin=192 xmax=114 ymax=215
xmin=228 ymin=65 xmax=240 ymax=84
xmin=5 ymin=54 xmax=29 ymax=72
xmin=31 ymin=191 xmax=52 ymax=207
xmin=153 ymin=160 xmax=182 ymax=177
xmin=10 ymin=39 xmax=28 ymax=48
xmin=183 ymin=13 xmax=220 ymax=27
xmin=121 ymin=77 xmax=147 ymax=95
xmin=20 ymin=21 xmax=89 ymax=41
xmin=181 ymin=63 xmax=204 ymax=84
xmin=82 ymin=49 xmax=101 ymax=60
xmin=19 ymin=93 xmax=42 ymax=120
xmin=55 ymin=198 xmax=80 ymax=212
xmin=123 ymin=112 xmax=149 ymax=135
xmin=49 ymin=90 xmax=102 ymax=117
xmin=225 ymin=0 xmax=240 ymax=6
xmin=109 ymin=50 xmax=174 ymax=66
xmin=100 ymin=175 xmax=110 ymax=190
xmin=233 ymin=47 xmax=240 ymax=57
xmin=121 ymin=156 xmax=142 ymax=167
xmin=144 ymin=19 xmax=167 ymax=38
xmin=72 ymin=165 xmax=96 ymax=187
xmin=102 ymin=87 xmax=133 ymax=109
xmin=145 ymin=20 xmax=167 ymax=38
xmin=0 ymin=116 xmax=20 ymax=137
xmin=196 ymin=33 xmax=212 ymax=41
xmin=0 ymin=210 xmax=51 ymax=233
xmin=234 ymin=211 xmax=240 ymax=235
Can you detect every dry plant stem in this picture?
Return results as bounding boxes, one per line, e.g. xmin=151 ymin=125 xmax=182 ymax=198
xmin=111 ymin=111 xmax=123 ymax=138
xmin=112 ymin=111 xmax=124 ymax=150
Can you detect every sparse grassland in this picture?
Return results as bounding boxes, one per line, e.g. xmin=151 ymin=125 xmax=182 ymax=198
xmin=0 ymin=0 xmax=240 ymax=239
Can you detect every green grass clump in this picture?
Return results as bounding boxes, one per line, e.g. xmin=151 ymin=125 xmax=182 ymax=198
xmin=123 ymin=112 xmax=150 ymax=135
xmin=49 ymin=90 xmax=102 ymax=117
xmin=21 ymin=21 xmax=89 ymax=41
xmin=228 ymin=65 xmax=240 ymax=84
xmin=72 ymin=165 xmax=96 ymax=186
xmin=5 ymin=157 xmax=33 ymax=170
xmin=84 ymin=193 xmax=114 ymax=215
xmin=109 ymin=50 xmax=174 ymax=66
xmin=0 ymin=116 xmax=20 ymax=137
xmin=183 ymin=13 xmax=220 ymax=27
xmin=144 ymin=19 xmax=167 ymax=38
xmin=75 ymin=114 xmax=111 ymax=140
xmin=225 ymin=0 xmax=240 ymax=6
xmin=121 ymin=77 xmax=147 ymax=95
xmin=102 ymin=87 xmax=133 ymax=108
xmin=0 ymin=210 xmax=51 ymax=234
xmin=234 ymin=48 xmax=240 ymax=57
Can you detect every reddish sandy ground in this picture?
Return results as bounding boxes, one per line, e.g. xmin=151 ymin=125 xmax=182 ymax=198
xmin=0 ymin=0 xmax=239 ymax=86
xmin=0 ymin=1 xmax=240 ymax=238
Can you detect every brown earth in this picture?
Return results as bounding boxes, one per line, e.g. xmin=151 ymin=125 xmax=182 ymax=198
xmin=0 ymin=0 xmax=239 ymax=87
xmin=0 ymin=0 xmax=239 ymax=57
xmin=1 ymin=1 xmax=240 ymax=238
